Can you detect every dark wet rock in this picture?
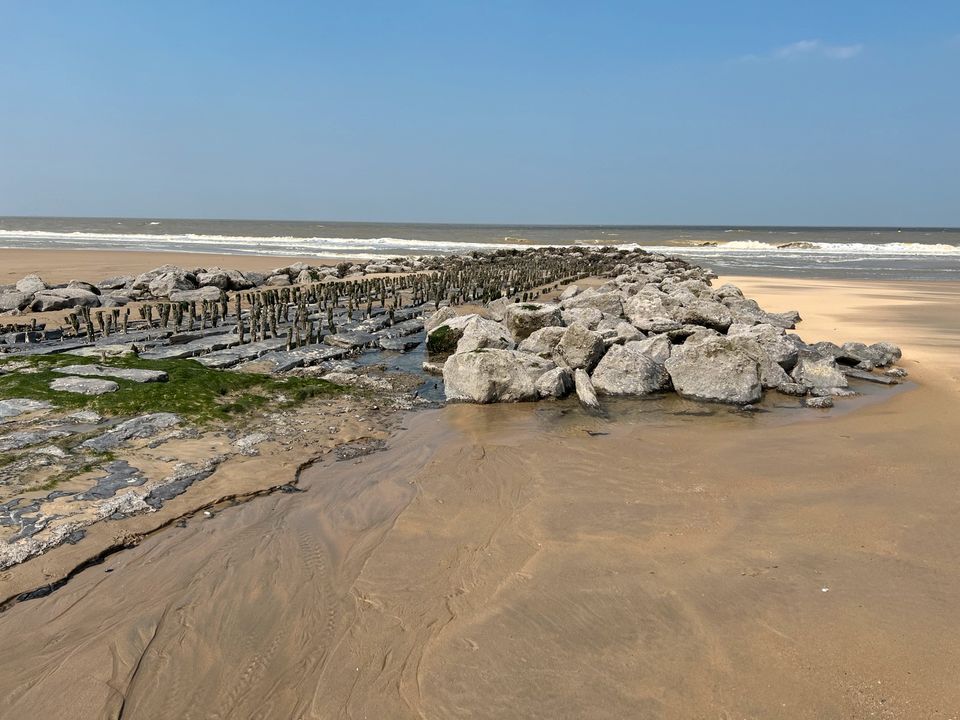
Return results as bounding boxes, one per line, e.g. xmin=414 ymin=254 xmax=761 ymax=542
xmin=49 ymin=376 xmax=119 ymax=395
xmin=145 ymin=461 xmax=218 ymax=509
xmin=81 ymin=412 xmax=182 ymax=452
xmin=74 ymin=461 xmax=146 ymax=500
xmin=443 ymin=349 xmax=554 ymax=403
xmin=335 ymin=438 xmax=388 ymax=461
xmin=591 ymin=342 xmax=670 ymax=396
xmin=53 ymin=364 xmax=168 ymax=383
xmin=665 ymin=337 xmax=762 ymax=405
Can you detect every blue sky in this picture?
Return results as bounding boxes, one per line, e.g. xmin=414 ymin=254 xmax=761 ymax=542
xmin=1 ymin=1 xmax=958 ymax=226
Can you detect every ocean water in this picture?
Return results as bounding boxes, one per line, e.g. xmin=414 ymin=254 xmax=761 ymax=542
xmin=1 ymin=217 xmax=958 ymax=280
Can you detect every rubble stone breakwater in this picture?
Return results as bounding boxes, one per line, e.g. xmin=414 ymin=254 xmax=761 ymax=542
xmin=428 ymin=251 xmax=905 ymax=409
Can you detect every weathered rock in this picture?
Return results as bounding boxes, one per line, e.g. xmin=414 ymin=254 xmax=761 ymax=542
xmin=53 ymin=364 xmax=168 ymax=383
xmin=169 ymin=286 xmax=223 ymax=302
xmin=664 ymin=338 xmax=762 ymax=404
xmin=31 ymin=288 xmax=101 ymax=311
xmin=0 ymin=399 xmax=53 ymax=418
xmin=561 ymin=307 xmax=603 ymax=330
xmin=196 ymin=270 xmax=232 ymax=289
xmin=591 ymin=343 xmax=670 ymax=396
xmin=49 ymin=377 xmax=119 ymax=395
xmin=790 ymin=355 xmax=849 ymax=390
xmin=631 ymin=334 xmax=672 ymax=365
xmin=67 ymin=280 xmax=101 ymax=295
xmin=485 ymin=297 xmax=515 ymax=323
xmin=15 ymin=274 xmax=47 ymax=295
xmin=777 ymin=382 xmax=808 ymax=396
xmin=265 ymin=273 xmax=291 ymax=286
xmin=677 ymin=299 xmax=733 ymax=332
xmin=559 ymin=284 xmax=580 ymax=301
xmin=425 ymin=306 xmax=457 ymax=332
xmin=97 ymin=276 xmax=132 ymax=290
xmin=842 ymin=367 xmax=900 ymax=385
xmin=443 ymin=349 xmax=555 ymax=403
xmin=81 ymin=413 xmax=182 ymax=452
xmin=0 ymin=428 xmax=72 ymax=452
xmin=728 ymin=323 xmax=798 ymax=370
xmin=562 ymin=290 xmax=623 ymax=317
xmin=535 ymin=366 xmax=574 ymax=399
xmin=455 ymin=316 xmax=514 ymax=353
xmin=379 ymin=337 xmax=422 ymax=352
xmin=573 ymin=368 xmax=600 ymax=410
xmin=502 ymin=303 xmax=563 ymax=341
xmin=724 ymin=336 xmax=791 ymax=389
xmin=623 ymin=292 xmax=679 ymax=332
xmin=518 ymin=326 xmax=565 ymax=358
xmin=555 ymin=323 xmax=605 ymax=371
xmin=0 ymin=291 xmax=33 ymax=312
xmin=148 ymin=270 xmax=197 ymax=297
xmin=804 ymin=396 xmax=834 ymax=409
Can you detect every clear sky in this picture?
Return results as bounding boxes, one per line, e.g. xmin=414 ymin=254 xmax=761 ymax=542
xmin=1 ymin=1 xmax=958 ymax=226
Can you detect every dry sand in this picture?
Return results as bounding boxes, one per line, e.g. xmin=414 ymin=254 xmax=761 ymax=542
xmin=0 ymin=276 xmax=958 ymax=719
xmin=0 ymin=248 xmax=336 ymax=286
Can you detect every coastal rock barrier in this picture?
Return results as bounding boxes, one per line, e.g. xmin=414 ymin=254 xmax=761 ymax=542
xmin=430 ymin=253 xmax=904 ymax=408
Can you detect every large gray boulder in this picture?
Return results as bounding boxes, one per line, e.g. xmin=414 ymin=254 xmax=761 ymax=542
xmin=97 ymin=276 xmax=132 ymax=290
xmin=196 ymin=269 xmax=232 ymax=290
xmin=31 ymin=288 xmax=101 ymax=311
xmin=455 ymin=316 xmax=514 ymax=353
xmin=836 ymin=341 xmax=901 ymax=369
xmin=518 ymin=326 xmax=566 ymax=358
xmin=535 ymin=367 xmax=574 ymax=399
xmin=725 ymin=336 xmax=791 ymax=389
xmin=265 ymin=273 xmax=291 ymax=286
xmin=631 ymin=334 xmax=672 ymax=365
xmin=67 ymin=280 xmax=100 ymax=295
xmin=727 ymin=323 xmax=798 ymax=370
xmin=623 ymin=292 xmax=680 ymax=332
xmin=0 ymin=291 xmax=33 ymax=312
xmin=425 ymin=306 xmax=457 ymax=332
xmin=677 ymin=299 xmax=733 ymax=332
xmin=790 ymin=355 xmax=849 ymax=390
xmin=503 ymin=303 xmax=563 ymax=341
xmin=555 ymin=323 xmax=605 ymax=371
xmin=148 ymin=269 xmax=197 ymax=297
xmin=561 ymin=307 xmax=603 ymax=330
xmin=664 ymin=337 xmax=762 ymax=404
xmin=169 ymin=286 xmax=223 ymax=302
xmin=591 ymin=343 xmax=670 ymax=396
xmin=15 ymin=274 xmax=47 ymax=295
xmin=562 ymin=290 xmax=623 ymax=317
xmin=442 ymin=349 xmax=554 ymax=403
xmin=427 ymin=313 xmax=481 ymax=353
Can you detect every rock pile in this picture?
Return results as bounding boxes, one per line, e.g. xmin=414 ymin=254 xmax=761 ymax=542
xmin=434 ymin=255 xmax=903 ymax=408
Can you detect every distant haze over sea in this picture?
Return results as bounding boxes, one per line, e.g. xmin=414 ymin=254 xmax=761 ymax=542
xmin=1 ymin=217 xmax=958 ymax=280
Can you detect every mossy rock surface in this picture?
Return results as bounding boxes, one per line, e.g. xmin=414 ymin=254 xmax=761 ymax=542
xmin=426 ymin=325 xmax=463 ymax=354
xmin=0 ymin=355 xmax=343 ymax=425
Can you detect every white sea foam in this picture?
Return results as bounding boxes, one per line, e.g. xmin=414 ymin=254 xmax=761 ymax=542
xmin=0 ymin=230 xmax=957 ymax=258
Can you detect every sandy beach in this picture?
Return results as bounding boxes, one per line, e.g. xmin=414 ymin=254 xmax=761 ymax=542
xmin=0 ymin=256 xmax=958 ymax=718
xmin=0 ymin=248 xmax=337 ymax=287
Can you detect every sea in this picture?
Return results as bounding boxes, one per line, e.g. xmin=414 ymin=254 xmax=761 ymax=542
xmin=1 ymin=217 xmax=958 ymax=280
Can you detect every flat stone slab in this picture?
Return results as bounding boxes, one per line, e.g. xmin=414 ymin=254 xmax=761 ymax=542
xmin=842 ymin=367 xmax=900 ymax=385
xmin=81 ymin=413 xmax=182 ymax=452
xmin=49 ymin=377 xmax=119 ymax=395
xmin=378 ymin=337 xmax=422 ymax=352
xmin=324 ymin=331 xmax=377 ymax=349
xmin=0 ymin=399 xmax=54 ymax=418
xmin=0 ymin=429 xmax=73 ymax=452
xmin=53 ymin=364 xmax=168 ymax=383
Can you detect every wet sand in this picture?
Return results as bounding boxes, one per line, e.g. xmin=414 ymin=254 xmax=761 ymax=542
xmin=0 ymin=278 xmax=959 ymax=718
